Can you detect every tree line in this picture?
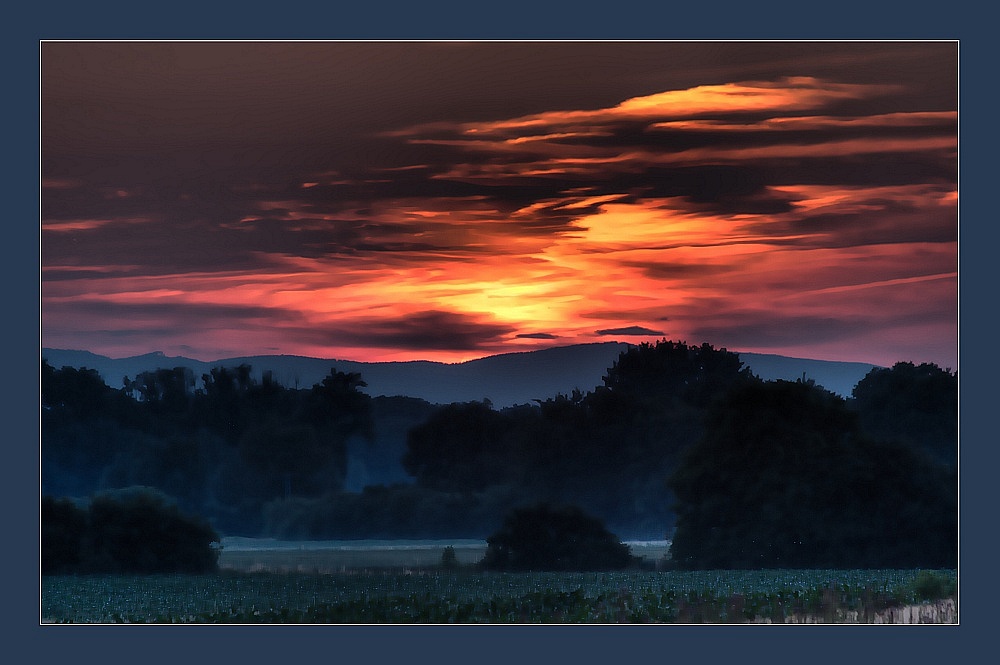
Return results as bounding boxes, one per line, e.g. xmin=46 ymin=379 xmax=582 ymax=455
xmin=41 ymin=340 xmax=957 ymax=569
xmin=42 ymin=487 xmax=220 ymax=574
xmin=42 ymin=361 xmax=374 ymax=535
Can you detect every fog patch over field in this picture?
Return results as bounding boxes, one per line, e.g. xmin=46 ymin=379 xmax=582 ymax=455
xmin=217 ymin=537 xmax=671 ymax=572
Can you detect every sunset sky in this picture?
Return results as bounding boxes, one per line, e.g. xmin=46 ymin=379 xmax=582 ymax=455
xmin=40 ymin=41 xmax=958 ymax=368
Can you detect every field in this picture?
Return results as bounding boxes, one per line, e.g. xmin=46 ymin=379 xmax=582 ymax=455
xmin=215 ymin=537 xmax=672 ymax=573
xmin=40 ymin=539 xmax=957 ymax=624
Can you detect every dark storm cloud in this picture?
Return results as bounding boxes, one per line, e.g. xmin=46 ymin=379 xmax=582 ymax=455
xmin=516 ymin=332 xmax=561 ymax=339
xmin=42 ymin=42 xmax=958 ymax=238
xmin=766 ymin=208 xmax=957 ymax=248
xmin=319 ymin=310 xmax=517 ymax=351
xmin=41 ymin=204 xmax=486 ymax=280
xmin=378 ymin=118 xmax=953 ymax=227
xmin=623 ymin=261 xmax=736 ymax=280
xmin=41 ymin=42 xmax=958 ymax=276
xmin=595 ymin=326 xmax=666 ymax=337
xmin=42 ymin=216 xmax=292 ymax=276
xmin=43 ymin=299 xmax=307 ymax=326
xmin=747 ymin=153 xmax=955 ymax=189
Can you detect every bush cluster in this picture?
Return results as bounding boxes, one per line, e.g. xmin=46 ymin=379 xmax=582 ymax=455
xmin=42 ymin=487 xmax=221 ymax=574
xmin=480 ymin=503 xmax=638 ymax=571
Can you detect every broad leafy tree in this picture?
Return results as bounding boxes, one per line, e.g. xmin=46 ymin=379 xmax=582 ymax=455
xmin=403 ymin=401 xmax=521 ymax=492
xmin=669 ymin=380 xmax=957 ymax=569
xmin=42 ymin=487 xmax=221 ymax=574
xmin=851 ymin=362 xmax=957 ymax=466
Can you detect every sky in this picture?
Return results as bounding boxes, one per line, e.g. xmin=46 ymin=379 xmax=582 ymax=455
xmin=40 ymin=41 xmax=958 ymax=369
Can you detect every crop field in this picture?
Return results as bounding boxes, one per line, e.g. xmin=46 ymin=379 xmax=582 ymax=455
xmin=41 ymin=541 xmax=957 ymax=624
xmin=40 ymin=538 xmax=956 ymax=624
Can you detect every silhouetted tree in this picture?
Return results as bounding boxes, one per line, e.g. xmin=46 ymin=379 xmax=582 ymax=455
xmin=668 ymin=380 xmax=957 ymax=569
xmin=262 ymin=483 xmax=524 ymax=540
xmin=480 ymin=503 xmax=637 ymax=571
xmin=851 ymin=362 xmax=957 ymax=466
xmin=83 ymin=487 xmax=220 ymax=574
xmin=41 ymin=496 xmax=87 ymax=574
xmin=396 ymin=341 xmax=760 ymax=538
xmin=601 ymin=340 xmax=756 ymax=409
xmin=195 ymin=364 xmax=257 ymax=443
xmin=42 ymin=360 xmax=145 ymax=497
xmin=238 ymin=420 xmax=332 ymax=498
xmin=100 ymin=431 xmax=217 ymax=514
xmin=403 ymin=401 xmax=521 ymax=492
xmin=305 ymin=369 xmax=373 ymax=434
xmin=42 ymin=488 xmax=221 ymax=574
xmin=42 ymin=359 xmax=125 ymax=418
xmin=128 ymin=367 xmax=196 ymax=413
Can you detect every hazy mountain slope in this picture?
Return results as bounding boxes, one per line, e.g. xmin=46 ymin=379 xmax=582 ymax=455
xmin=737 ymin=352 xmax=879 ymax=398
xmin=41 ymin=343 xmax=880 ymax=407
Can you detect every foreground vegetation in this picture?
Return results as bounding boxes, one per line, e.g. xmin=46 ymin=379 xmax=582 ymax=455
xmin=41 ymin=568 xmax=956 ymax=624
xmin=42 ymin=488 xmax=220 ymax=575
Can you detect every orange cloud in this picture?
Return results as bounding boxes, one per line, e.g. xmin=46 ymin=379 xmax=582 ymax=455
xmin=41 ymin=177 xmax=84 ymax=189
xmin=409 ymin=77 xmax=898 ymax=139
xmin=42 ymin=218 xmax=124 ymax=232
xmin=62 ymin=178 xmax=953 ymax=364
xmin=650 ymin=111 xmax=957 ymax=132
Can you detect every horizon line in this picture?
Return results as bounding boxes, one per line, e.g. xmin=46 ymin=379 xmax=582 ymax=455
xmin=39 ymin=339 xmax=892 ymax=369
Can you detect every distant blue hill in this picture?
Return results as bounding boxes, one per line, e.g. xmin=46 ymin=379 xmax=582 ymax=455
xmin=41 ymin=343 xmax=880 ymax=408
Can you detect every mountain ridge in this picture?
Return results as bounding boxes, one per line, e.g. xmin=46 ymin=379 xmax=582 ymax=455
xmin=41 ymin=343 xmax=882 ymax=407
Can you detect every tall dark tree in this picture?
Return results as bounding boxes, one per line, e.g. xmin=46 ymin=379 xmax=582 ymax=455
xmin=851 ymin=362 xmax=957 ymax=466
xmin=304 ymin=369 xmax=374 ymax=443
xmin=42 ymin=360 xmax=121 ymax=418
xmin=668 ymin=380 xmax=957 ymax=569
xmin=126 ymin=367 xmax=196 ymax=415
xmin=42 ymin=360 xmax=144 ymax=497
xmin=601 ymin=340 xmax=757 ymax=408
xmin=403 ymin=401 xmax=519 ymax=492
xmin=196 ymin=364 xmax=257 ymax=443
xmin=396 ymin=340 xmax=761 ymax=538
xmin=578 ymin=340 xmax=759 ymax=533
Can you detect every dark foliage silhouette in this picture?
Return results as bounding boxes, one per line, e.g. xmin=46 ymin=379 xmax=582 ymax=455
xmin=396 ymin=340 xmax=756 ymax=538
xmin=41 ymin=342 xmax=959 ymax=560
xmin=480 ymin=503 xmax=637 ymax=571
xmin=42 ymin=487 xmax=221 ymax=574
xmin=668 ymin=380 xmax=957 ymax=569
xmin=42 ymin=358 xmax=374 ymax=535
xmin=41 ymin=496 xmax=87 ymax=574
xmin=851 ymin=362 xmax=957 ymax=466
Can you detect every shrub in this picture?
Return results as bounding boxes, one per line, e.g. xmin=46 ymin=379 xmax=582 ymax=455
xmin=441 ymin=545 xmax=459 ymax=569
xmin=480 ymin=503 xmax=637 ymax=571
xmin=41 ymin=487 xmax=221 ymax=575
xmin=41 ymin=496 xmax=88 ymax=574
xmin=909 ymin=571 xmax=957 ymax=602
